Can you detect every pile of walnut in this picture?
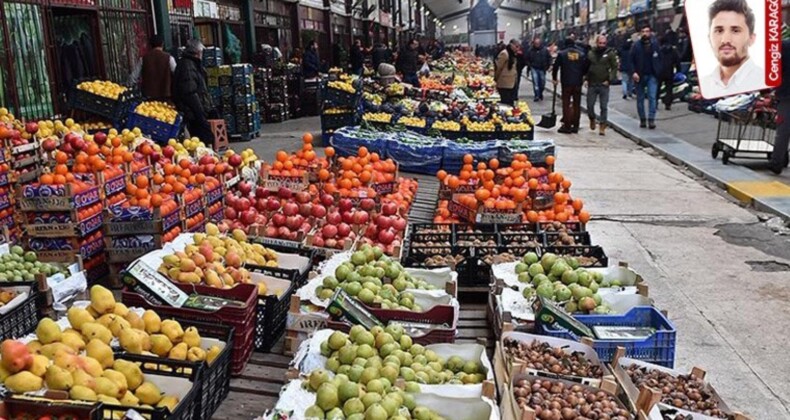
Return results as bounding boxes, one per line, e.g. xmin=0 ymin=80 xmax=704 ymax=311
xmin=504 ymin=338 xmax=604 ymax=379
xmin=626 ymin=365 xmax=729 ymax=418
xmin=512 ymin=378 xmax=631 ymax=420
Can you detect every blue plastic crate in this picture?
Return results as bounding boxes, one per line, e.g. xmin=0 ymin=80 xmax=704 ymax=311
xmin=125 ymin=111 xmax=182 ymax=145
xmin=231 ymin=64 xmax=253 ymax=76
xmin=536 ymin=306 xmax=676 ymax=367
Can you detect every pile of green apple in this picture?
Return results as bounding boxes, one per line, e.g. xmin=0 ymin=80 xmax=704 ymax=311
xmin=303 ymin=324 xmax=484 ymax=419
xmin=315 ymin=245 xmax=438 ymax=311
xmin=514 ymin=252 xmax=614 ymax=315
xmin=0 ymin=246 xmax=70 ymax=282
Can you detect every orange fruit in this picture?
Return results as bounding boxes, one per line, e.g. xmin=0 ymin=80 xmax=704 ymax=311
xmin=436 ymin=170 xmax=447 ymax=181
xmin=302 ymin=132 xmax=313 ymax=144
xmin=53 ymin=174 xmax=66 ymax=184
xmin=578 ymin=210 xmax=590 ymax=224
xmin=325 ymin=147 xmax=335 ymax=157
xmin=136 ymin=175 xmax=149 ymax=189
xmin=546 ymin=155 xmax=556 ymax=165
xmin=358 ymin=147 xmax=369 ymax=158
xmin=40 ymin=174 xmax=54 ymax=185
xmin=55 ymin=152 xmax=68 ymax=164
xmin=463 ymin=154 xmax=473 ymax=164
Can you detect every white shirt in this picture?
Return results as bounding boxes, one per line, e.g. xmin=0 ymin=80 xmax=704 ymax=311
xmin=700 ymin=57 xmax=765 ymax=99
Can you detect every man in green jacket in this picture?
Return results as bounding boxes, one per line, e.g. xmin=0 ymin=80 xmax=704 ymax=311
xmin=585 ymin=35 xmax=619 ymax=135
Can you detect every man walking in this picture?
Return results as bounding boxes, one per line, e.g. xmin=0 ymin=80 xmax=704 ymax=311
xmin=658 ymin=35 xmax=681 ymax=110
xmin=173 ymin=39 xmax=214 ymax=143
xmin=630 ymin=23 xmax=662 ymax=129
xmin=552 ymin=37 xmax=589 ymax=134
xmin=397 ymin=39 xmax=422 ymax=88
xmin=526 ymin=36 xmax=551 ymax=101
xmin=586 ymin=35 xmax=618 ymax=135
xmin=618 ymin=37 xmax=634 ymax=99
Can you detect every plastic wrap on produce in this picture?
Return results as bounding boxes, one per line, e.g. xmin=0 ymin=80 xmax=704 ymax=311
xmin=442 ymin=140 xmax=500 ymax=175
xmin=385 ymin=136 xmax=446 ymax=175
xmin=499 ymin=139 xmax=556 ymax=166
xmin=330 ymin=127 xmax=390 ymax=157
xmin=500 ymin=287 xmax=535 ymax=321
xmin=491 ymin=261 xmax=523 ymax=290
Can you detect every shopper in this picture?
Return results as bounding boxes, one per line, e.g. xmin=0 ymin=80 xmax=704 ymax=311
xmin=552 ymin=37 xmax=589 ymax=134
xmin=586 ymin=35 xmax=618 ymax=135
xmin=514 ymin=42 xmax=526 ymax=101
xmin=630 ymin=23 xmax=662 ymax=129
xmin=138 ymin=35 xmax=175 ymax=101
xmin=494 ymin=39 xmax=519 ymax=106
xmin=173 ymin=39 xmax=214 ymax=144
xmin=658 ymin=35 xmax=681 ymax=110
xmin=372 ymin=43 xmax=392 ymax=69
xmin=302 ymin=41 xmax=320 ymax=79
xmin=350 ymin=38 xmax=365 ymax=75
xmin=677 ymin=28 xmax=692 ymax=64
xmin=526 ymin=36 xmax=551 ymax=101
xmin=770 ymin=37 xmax=790 ymax=174
xmin=619 ymin=38 xmax=634 ymax=99
xmin=397 ymin=39 xmax=422 ymax=88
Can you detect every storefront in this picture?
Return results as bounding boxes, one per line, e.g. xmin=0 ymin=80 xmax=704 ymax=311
xmin=193 ymin=0 xmax=248 ymax=63
xmin=0 ymin=0 xmax=153 ymax=120
xmin=253 ymin=0 xmax=292 ymax=57
xmin=298 ymin=4 xmax=329 ymax=67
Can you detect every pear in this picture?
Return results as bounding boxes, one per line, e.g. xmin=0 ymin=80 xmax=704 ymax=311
xmin=61 ymin=330 xmax=87 ymax=352
xmin=95 ymin=376 xmax=123 ymax=399
xmin=5 ymin=371 xmax=43 ymax=393
xmin=29 ymin=354 xmax=49 ymax=377
xmin=112 ymin=303 xmax=130 ymax=317
xmin=54 ymin=353 xmax=80 ymax=372
xmin=97 ymin=395 xmax=121 ymax=405
xmin=124 ymin=311 xmax=145 ymax=331
xmin=135 ymin=381 xmax=163 ymax=405
xmin=70 ymin=385 xmax=98 ymax=401
xmin=67 ymin=307 xmax=95 ymax=331
xmin=26 ymin=340 xmax=43 ymax=355
xmin=182 ymin=326 xmax=201 ymax=348
xmin=81 ymin=322 xmax=113 ymax=344
xmin=108 ymin=316 xmax=132 ymax=338
xmin=187 ymin=347 xmax=206 ymax=362
xmin=40 ymin=342 xmax=75 ymax=359
xmin=89 ymin=285 xmax=116 ymax=315
xmin=168 ymin=343 xmax=188 ymax=361
xmin=150 ymin=334 xmax=173 ymax=357
xmin=36 ymin=318 xmax=62 ymax=344
xmin=119 ymin=391 xmax=140 ymax=407
xmin=102 ymin=370 xmax=128 ymax=395
xmin=160 ymin=320 xmax=183 ymax=343
xmin=206 ymin=345 xmax=222 ymax=365
xmin=86 ymin=339 xmax=114 ymax=369
xmin=45 ymin=365 xmax=74 ymax=390
xmin=113 ymin=359 xmax=143 ymax=391
xmin=118 ymin=326 xmax=143 ymax=354
xmin=79 ymin=356 xmax=104 ymax=377
xmin=0 ymin=364 xmax=10 ymax=382
xmin=157 ymin=395 xmax=179 ymax=412
xmin=142 ymin=310 xmax=161 ymax=334
xmin=71 ymin=369 xmax=97 ymax=389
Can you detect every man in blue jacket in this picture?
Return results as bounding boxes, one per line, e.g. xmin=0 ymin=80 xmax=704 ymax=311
xmin=630 ymin=24 xmax=662 ymax=129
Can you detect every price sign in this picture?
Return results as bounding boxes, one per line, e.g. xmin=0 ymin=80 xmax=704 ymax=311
xmin=448 ymin=200 xmax=476 ymax=223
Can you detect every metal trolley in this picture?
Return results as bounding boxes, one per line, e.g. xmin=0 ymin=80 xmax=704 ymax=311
xmin=712 ymin=103 xmax=777 ymax=165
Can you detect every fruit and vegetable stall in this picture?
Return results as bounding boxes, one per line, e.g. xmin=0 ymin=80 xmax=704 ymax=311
xmin=0 ymin=64 xmax=756 ymax=420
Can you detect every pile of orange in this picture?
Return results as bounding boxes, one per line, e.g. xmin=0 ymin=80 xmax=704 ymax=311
xmin=324 ymin=147 xmax=398 ymax=198
xmin=267 ymin=133 xmax=329 ymax=177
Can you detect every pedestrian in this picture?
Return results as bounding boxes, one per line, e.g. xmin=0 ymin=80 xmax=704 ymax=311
xmin=658 ymin=35 xmax=681 ymax=110
xmin=396 ymin=39 xmax=422 ymax=88
xmin=173 ymin=39 xmax=214 ymax=144
xmin=526 ymin=36 xmax=551 ymax=101
xmin=677 ymin=27 xmax=693 ymax=64
xmin=770 ymin=36 xmax=790 ymax=174
xmin=585 ymin=34 xmax=619 ymax=135
xmin=630 ymin=23 xmax=662 ymax=129
xmin=350 ymin=38 xmax=365 ymax=75
xmin=618 ymin=37 xmax=635 ymax=99
xmin=514 ymin=42 xmax=527 ymax=100
xmin=302 ymin=41 xmax=320 ymax=79
xmin=139 ymin=35 xmax=175 ymax=101
xmin=494 ymin=39 xmax=519 ymax=106
xmin=552 ymin=37 xmax=589 ymax=133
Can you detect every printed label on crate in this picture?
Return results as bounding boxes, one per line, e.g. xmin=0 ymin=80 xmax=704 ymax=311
xmin=0 ymin=148 xmax=6 ymax=164
xmin=110 ymin=235 xmax=160 ymax=249
xmin=262 ymin=174 xmax=309 ymax=192
xmin=105 ymin=220 xmax=161 ymax=235
xmin=0 ymin=193 xmax=10 ymax=211
xmin=531 ymin=190 xmax=555 ymax=210
xmin=104 ymin=175 xmax=126 ymax=197
xmin=224 ymin=174 xmax=240 ymax=189
xmin=287 ymin=312 xmax=328 ymax=333
xmin=132 ymin=166 xmax=151 ymax=179
xmin=448 ymin=200 xmax=476 ymax=223
xmin=78 ymin=212 xmax=104 ymax=235
xmin=124 ymin=260 xmax=189 ymax=307
xmin=255 ymin=236 xmax=302 ymax=249
xmin=184 ymin=198 xmax=204 ymax=218
xmin=0 ymin=214 xmax=14 ymax=228
xmin=438 ymin=182 xmax=477 ymax=199
xmin=12 ymin=142 xmax=37 ymax=155
xmin=0 ymin=172 xmax=9 ymax=186
xmin=210 ymin=208 xmax=223 ymax=223
xmin=107 ymin=247 xmax=151 ymax=263
xmin=16 ymin=168 xmax=41 ymax=184
xmin=187 ymin=220 xmax=207 ymax=233
xmin=477 ymin=210 xmax=522 ymax=224
xmin=163 ymin=210 xmax=181 ymax=231
xmin=27 ymin=223 xmax=78 ymax=237
xmin=524 ymin=367 xmax=602 ymax=386
xmin=206 ymin=186 xmax=223 ymax=204
xmin=82 ymin=237 xmax=106 ymax=259
xmin=20 ymin=186 xmax=100 ymax=210
xmin=372 ymin=182 xmax=396 ymax=195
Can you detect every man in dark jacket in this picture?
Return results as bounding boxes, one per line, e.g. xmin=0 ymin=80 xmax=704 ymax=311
xmin=141 ymin=35 xmax=175 ymax=101
xmin=173 ymin=39 xmax=214 ymax=144
xmin=676 ymin=28 xmax=692 ymax=63
xmin=350 ymin=38 xmax=365 ymax=75
xmin=552 ymin=38 xmax=589 ymax=134
xmin=658 ymin=36 xmax=681 ymax=111
xmin=526 ymin=36 xmax=551 ymax=101
xmin=630 ymin=23 xmax=662 ymax=129
xmin=302 ymin=41 xmax=320 ymax=79
xmin=586 ymin=35 xmax=619 ymax=135
xmin=371 ymin=43 xmax=391 ymax=69
xmin=397 ymin=39 xmax=422 ymax=87
xmin=619 ymin=37 xmax=634 ymax=99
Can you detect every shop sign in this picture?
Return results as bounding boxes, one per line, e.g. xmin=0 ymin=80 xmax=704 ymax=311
xmin=173 ymin=0 xmax=193 ymax=8
xmin=630 ymin=0 xmax=650 ymax=14
xmin=218 ymin=4 xmax=241 ymax=21
xmin=379 ymin=11 xmax=392 ymax=27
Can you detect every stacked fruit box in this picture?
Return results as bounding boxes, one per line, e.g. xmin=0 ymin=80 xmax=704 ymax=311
xmin=6 ymin=135 xmax=43 ymax=186
xmin=208 ymin=64 xmax=261 ymax=138
xmin=181 ymin=186 xmax=207 ymax=233
xmin=0 ymin=146 xmax=18 ymax=240
xmin=18 ymin=183 xmax=107 ymax=283
xmin=205 ymin=176 xmax=225 ymax=224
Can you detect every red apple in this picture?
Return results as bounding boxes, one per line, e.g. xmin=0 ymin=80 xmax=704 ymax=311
xmin=327 ymin=211 xmax=342 ymax=225
xmin=255 ymin=199 xmax=268 ymax=212
xmin=392 ymin=217 xmax=407 ymax=231
xmin=382 ymin=202 xmax=397 ymax=216
xmin=272 ymin=213 xmax=286 ymax=227
xmin=322 ymin=224 xmax=338 ymax=239
xmin=266 ymin=198 xmax=281 ymax=211
xmin=286 ymin=216 xmax=302 ymax=230
xmin=353 ymin=211 xmax=369 ymax=225
xmin=199 ymin=155 xmax=215 ymax=165
xmin=238 ymin=198 xmax=251 ymax=212
xmin=241 ymin=210 xmax=257 ymax=226
xmin=337 ymin=223 xmax=351 ymax=238
xmin=277 ymin=187 xmax=292 ymax=200
xmin=300 ymin=222 xmax=312 ymax=232
xmin=299 ymin=203 xmax=313 ymax=217
xmin=237 ymin=181 xmax=252 ymax=197
xmin=311 ymin=204 xmax=327 ymax=218
xmin=278 ymin=226 xmax=291 ymax=238
xmin=312 ymin=236 xmax=325 ymax=247
xmin=265 ymin=225 xmax=278 ymax=237
xmin=24 ymin=122 xmax=38 ymax=134
xmin=378 ymin=228 xmax=395 ymax=245
xmin=364 ymin=224 xmax=378 ymax=239
xmin=283 ymin=202 xmax=299 ymax=216
xmin=228 ymin=154 xmax=243 ymax=167
xmin=325 ymin=238 xmax=337 ymax=248
xmin=295 ymin=191 xmax=311 ymax=204
xmin=93 ymin=131 xmax=107 ymax=145
xmin=41 ymin=139 xmax=57 ymax=152
xmin=224 ymin=207 xmax=237 ymax=220
xmin=320 ymin=193 xmax=335 ymax=207
xmin=360 ymin=198 xmax=375 ymax=211
xmin=162 ymin=145 xmax=175 ymax=158
xmin=255 ymin=187 xmax=269 ymax=199
xmin=342 ymin=211 xmax=354 ymax=224
xmin=338 ymin=198 xmax=353 ymax=212
xmin=376 ymin=215 xmax=392 ymax=230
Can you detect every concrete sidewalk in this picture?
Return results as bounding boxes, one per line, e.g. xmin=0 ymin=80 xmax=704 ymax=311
xmin=526 ymin=76 xmax=790 ymax=220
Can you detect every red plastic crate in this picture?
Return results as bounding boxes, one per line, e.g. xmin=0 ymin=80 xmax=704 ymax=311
xmin=327 ymin=304 xmax=457 ymax=345
xmin=122 ymin=283 xmax=257 ymax=375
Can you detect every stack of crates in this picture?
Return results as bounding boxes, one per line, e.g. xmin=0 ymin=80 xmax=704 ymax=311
xmin=254 ymin=68 xmax=289 ymax=124
xmin=207 ymin=64 xmax=261 ymax=140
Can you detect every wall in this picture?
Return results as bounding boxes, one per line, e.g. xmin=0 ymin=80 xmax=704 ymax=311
xmin=496 ymin=8 xmax=526 ymax=42
xmin=443 ymin=14 xmax=468 ymax=38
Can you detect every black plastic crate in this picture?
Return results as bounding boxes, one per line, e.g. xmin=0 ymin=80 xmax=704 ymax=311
xmin=402 ymin=244 xmax=455 ymax=269
xmin=537 ymin=220 xmax=586 ymax=233
xmin=321 ymin=112 xmax=358 ymax=130
xmin=452 ymin=223 xmax=497 ymax=234
xmin=68 ymin=81 xmax=139 ymax=123
xmin=0 ymin=282 xmax=39 ymax=341
xmin=102 ymin=354 xmax=201 ymax=420
xmin=543 ymin=245 xmax=608 ymax=267
xmin=455 ymin=257 xmax=493 ymax=288
xmin=454 ymin=232 xmax=499 ymax=258
xmin=408 ymin=223 xmax=453 ymax=247
xmin=497 ymin=223 xmax=539 ymax=234
xmin=254 ymin=275 xmax=298 ymax=352
xmin=542 ymin=231 xmax=592 ymax=247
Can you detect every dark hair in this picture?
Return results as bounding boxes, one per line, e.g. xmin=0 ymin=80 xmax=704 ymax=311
xmin=150 ymin=35 xmax=164 ymax=48
xmin=641 ymin=22 xmax=651 ymax=31
xmin=709 ymin=0 xmax=755 ymax=34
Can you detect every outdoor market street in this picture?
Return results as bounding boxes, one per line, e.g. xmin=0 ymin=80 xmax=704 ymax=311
xmin=229 ymin=80 xmax=790 ymax=419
